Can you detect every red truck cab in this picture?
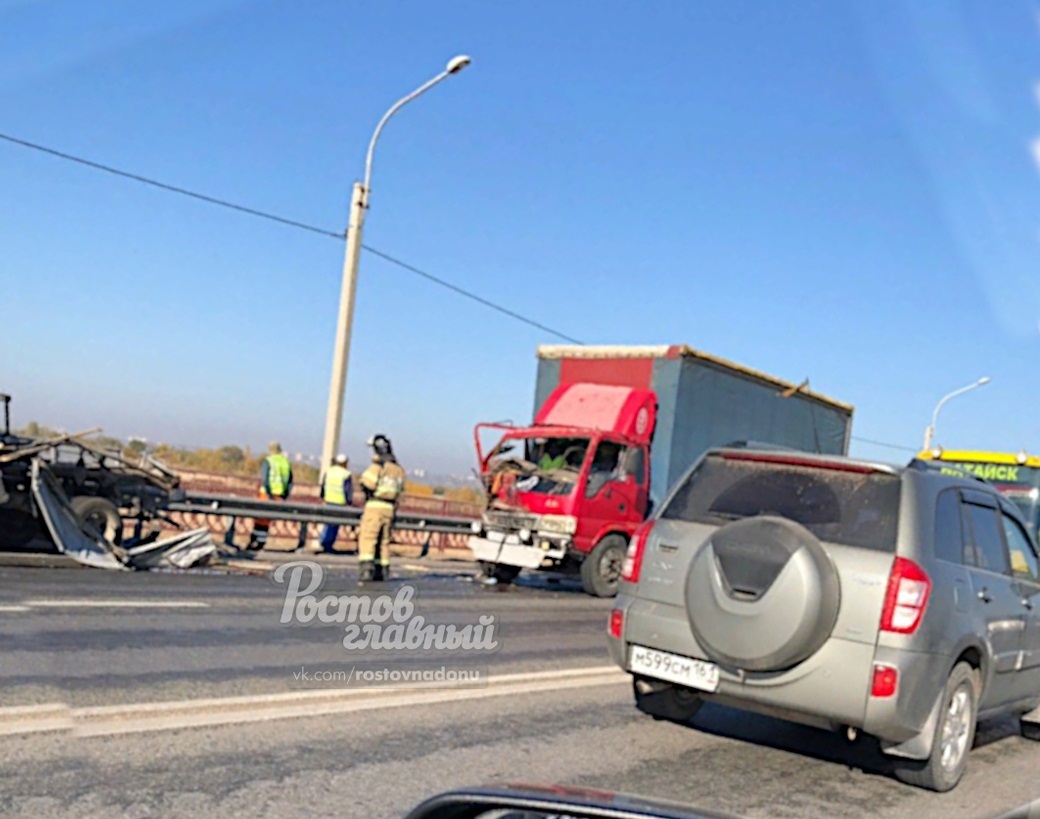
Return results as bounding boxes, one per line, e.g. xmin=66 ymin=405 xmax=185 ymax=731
xmin=469 ymin=383 xmax=656 ymax=596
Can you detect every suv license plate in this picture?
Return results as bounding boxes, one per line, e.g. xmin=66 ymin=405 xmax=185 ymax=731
xmin=629 ymin=645 xmax=719 ymax=693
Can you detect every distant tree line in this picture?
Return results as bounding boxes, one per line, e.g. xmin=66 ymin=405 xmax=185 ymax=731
xmin=149 ymin=443 xmax=322 ymax=485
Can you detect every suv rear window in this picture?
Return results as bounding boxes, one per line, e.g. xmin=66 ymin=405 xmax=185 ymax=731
xmin=661 ymin=455 xmax=902 ymax=552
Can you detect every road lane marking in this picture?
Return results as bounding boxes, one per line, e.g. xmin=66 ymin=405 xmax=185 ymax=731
xmin=21 ymin=600 xmax=210 ymax=609
xmin=0 ymin=665 xmax=629 ymax=738
xmin=0 ymin=704 xmax=74 ymax=736
xmin=0 ymin=605 xmax=30 ymax=612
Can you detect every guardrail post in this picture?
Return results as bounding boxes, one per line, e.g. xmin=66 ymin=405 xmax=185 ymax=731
xmin=297 ymin=522 xmax=308 ymax=552
xmin=224 ymin=516 xmax=237 ymax=547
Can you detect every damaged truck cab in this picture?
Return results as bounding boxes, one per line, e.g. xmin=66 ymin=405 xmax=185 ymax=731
xmin=470 ymin=383 xmax=657 ymax=597
xmin=468 ymin=344 xmax=855 ymax=597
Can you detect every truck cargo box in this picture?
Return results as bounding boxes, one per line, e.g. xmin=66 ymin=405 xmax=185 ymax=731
xmin=534 ymin=344 xmax=854 ymax=505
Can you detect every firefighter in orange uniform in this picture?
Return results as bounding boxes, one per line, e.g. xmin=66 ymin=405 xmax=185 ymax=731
xmin=357 ymin=434 xmax=405 ymax=581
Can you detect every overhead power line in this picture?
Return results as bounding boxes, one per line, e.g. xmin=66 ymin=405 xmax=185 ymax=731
xmin=1 ymin=133 xmax=925 ymax=452
xmin=361 ymin=245 xmax=584 ymax=343
xmin=851 ymin=435 xmax=918 ymax=453
xmin=0 ymin=130 xmax=583 ymax=344
xmin=0 ymin=132 xmax=343 ymax=239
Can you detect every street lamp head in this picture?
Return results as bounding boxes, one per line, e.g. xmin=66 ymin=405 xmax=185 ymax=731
xmin=446 ymin=55 xmax=472 ymax=74
xmin=923 ymin=376 xmax=993 ymax=451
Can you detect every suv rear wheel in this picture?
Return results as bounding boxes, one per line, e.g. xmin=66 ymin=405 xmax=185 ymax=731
xmin=893 ymin=662 xmax=978 ymax=792
xmin=1020 ymin=718 xmax=1040 ymax=741
xmin=633 ymin=677 xmax=702 ymax=723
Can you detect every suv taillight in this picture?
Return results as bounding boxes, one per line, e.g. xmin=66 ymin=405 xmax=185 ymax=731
xmin=879 ymin=557 xmax=931 ymax=634
xmin=621 ymin=522 xmax=653 ymax=584
xmin=871 ymin=663 xmax=898 ymax=697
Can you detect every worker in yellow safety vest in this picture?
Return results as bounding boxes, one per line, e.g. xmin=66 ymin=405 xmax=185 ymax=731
xmin=248 ymin=441 xmax=294 ymax=551
xmin=357 ymin=434 xmax=405 ymax=581
xmin=317 ymin=454 xmax=353 ymax=553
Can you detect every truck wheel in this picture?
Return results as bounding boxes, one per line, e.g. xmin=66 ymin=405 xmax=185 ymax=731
xmin=580 ymin=534 xmax=627 ymax=597
xmin=633 ymin=677 xmax=703 ymax=723
xmin=892 ymin=662 xmax=977 ymax=792
xmin=478 ymin=561 xmax=520 ymax=585
xmin=70 ymin=496 xmax=123 ymax=545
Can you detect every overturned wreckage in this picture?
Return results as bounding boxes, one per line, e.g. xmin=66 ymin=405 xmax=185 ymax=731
xmin=0 ymin=393 xmax=183 ymax=551
xmin=0 ymin=393 xmax=223 ymax=570
xmin=31 ymin=460 xmax=218 ymax=570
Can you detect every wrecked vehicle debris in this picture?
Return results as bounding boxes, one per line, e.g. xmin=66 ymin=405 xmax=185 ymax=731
xmin=0 ymin=393 xmax=182 ymax=550
xmin=0 ymin=394 xmax=474 ymax=572
xmin=31 ymin=461 xmax=124 ymax=570
xmin=31 ymin=460 xmax=218 ymax=571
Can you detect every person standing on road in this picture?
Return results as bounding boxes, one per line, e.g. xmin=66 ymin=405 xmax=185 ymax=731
xmin=357 ymin=434 xmax=405 ymax=581
xmin=248 ymin=441 xmax=294 ymax=551
xmin=317 ymin=454 xmax=353 ymax=553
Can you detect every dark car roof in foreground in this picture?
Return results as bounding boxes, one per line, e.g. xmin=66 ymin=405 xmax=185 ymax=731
xmin=405 ymin=784 xmax=747 ymax=819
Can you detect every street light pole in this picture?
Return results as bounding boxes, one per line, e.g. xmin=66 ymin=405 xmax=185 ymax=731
xmin=922 ymin=377 xmax=991 ymax=451
xmin=321 ymin=180 xmax=367 ymax=476
xmin=320 ymin=55 xmax=472 ymax=472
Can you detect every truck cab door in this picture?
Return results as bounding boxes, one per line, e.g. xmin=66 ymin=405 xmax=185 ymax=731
xmin=577 ymin=441 xmax=641 ymax=545
xmin=620 ymin=445 xmax=650 ymax=520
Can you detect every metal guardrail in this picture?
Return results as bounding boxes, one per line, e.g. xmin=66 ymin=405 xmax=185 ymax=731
xmin=173 ymin=468 xmax=485 ymax=520
xmin=166 ymin=493 xmax=476 ymax=536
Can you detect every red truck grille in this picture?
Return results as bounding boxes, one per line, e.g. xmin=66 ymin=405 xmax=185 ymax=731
xmin=485 ymin=511 xmax=539 ymax=532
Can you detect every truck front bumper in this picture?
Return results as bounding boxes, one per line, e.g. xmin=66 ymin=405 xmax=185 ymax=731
xmin=468 ymin=533 xmax=569 ymax=569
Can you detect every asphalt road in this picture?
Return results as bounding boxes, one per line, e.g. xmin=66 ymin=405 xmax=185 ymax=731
xmin=0 ymin=555 xmax=609 ymax=707
xmin=1 ymin=556 xmax=1039 ymax=819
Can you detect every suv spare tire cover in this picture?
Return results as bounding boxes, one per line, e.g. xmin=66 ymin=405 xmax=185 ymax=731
xmin=684 ymin=515 xmax=840 ymax=672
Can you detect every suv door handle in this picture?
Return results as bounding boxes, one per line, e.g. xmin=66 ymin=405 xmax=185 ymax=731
xmin=977 ymin=588 xmax=992 ymax=604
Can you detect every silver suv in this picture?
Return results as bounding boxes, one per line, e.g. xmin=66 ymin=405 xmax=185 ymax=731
xmin=608 ymin=448 xmax=1040 ymax=791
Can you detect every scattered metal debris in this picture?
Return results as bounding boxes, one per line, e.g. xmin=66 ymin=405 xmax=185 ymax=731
xmin=124 ymin=529 xmax=218 ymax=570
xmin=31 ymin=461 xmax=218 ymax=572
xmin=31 ymin=461 xmax=125 ymax=570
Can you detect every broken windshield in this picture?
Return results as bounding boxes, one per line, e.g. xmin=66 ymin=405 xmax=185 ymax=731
xmin=524 ymin=437 xmax=588 ymax=473
xmin=483 ymin=436 xmax=589 ymax=499
xmin=515 ymin=437 xmax=588 ymax=495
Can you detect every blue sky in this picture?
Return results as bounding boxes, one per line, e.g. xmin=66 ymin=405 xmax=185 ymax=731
xmin=2 ymin=0 xmax=1038 ymax=474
